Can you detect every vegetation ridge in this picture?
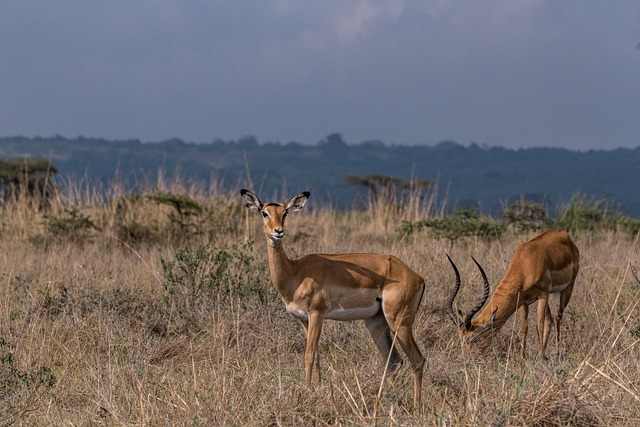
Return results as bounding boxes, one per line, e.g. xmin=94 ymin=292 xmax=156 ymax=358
xmin=2 ymin=134 xmax=639 ymax=217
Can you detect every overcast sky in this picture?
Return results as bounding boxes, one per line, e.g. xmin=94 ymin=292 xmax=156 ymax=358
xmin=1 ymin=1 xmax=638 ymax=150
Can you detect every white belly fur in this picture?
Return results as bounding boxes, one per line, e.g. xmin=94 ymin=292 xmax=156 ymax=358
xmin=285 ymin=300 xmax=381 ymax=321
xmin=325 ymin=301 xmax=381 ymax=320
xmin=286 ymin=302 xmax=309 ymax=320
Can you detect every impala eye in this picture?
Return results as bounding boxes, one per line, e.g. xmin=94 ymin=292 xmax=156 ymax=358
xmin=261 ymin=211 xmax=269 ymax=218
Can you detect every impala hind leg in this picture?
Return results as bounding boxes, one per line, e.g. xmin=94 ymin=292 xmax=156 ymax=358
xmin=556 ymin=282 xmax=574 ymax=356
xmin=364 ymin=311 xmax=402 ymax=373
xmin=385 ymin=313 xmax=424 ymax=409
xmin=382 ymin=291 xmax=424 ymax=409
xmin=393 ymin=325 xmax=424 ymax=409
xmin=519 ymin=305 xmax=529 ymax=358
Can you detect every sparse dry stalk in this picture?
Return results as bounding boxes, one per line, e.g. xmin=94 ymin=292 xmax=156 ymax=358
xmin=0 ymin=175 xmax=638 ymax=425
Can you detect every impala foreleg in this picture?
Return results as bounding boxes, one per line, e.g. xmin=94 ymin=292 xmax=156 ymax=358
xmin=305 ymin=312 xmax=323 ymax=387
xmin=535 ymin=298 xmax=552 ymax=359
xmin=519 ymin=305 xmax=529 ymax=358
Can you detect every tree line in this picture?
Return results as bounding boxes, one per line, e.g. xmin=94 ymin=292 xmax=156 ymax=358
xmin=1 ymin=134 xmax=639 ymax=218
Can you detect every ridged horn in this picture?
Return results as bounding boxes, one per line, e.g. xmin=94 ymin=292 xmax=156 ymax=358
xmin=445 ymin=254 xmax=464 ymax=328
xmin=463 ymin=256 xmax=491 ymax=327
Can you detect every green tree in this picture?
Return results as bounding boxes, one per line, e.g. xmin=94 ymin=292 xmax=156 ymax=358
xmin=344 ymin=174 xmax=432 ymax=212
xmin=0 ymin=158 xmax=58 ymax=203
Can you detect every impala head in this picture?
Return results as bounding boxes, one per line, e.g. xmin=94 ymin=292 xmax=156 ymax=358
xmin=240 ymin=189 xmax=310 ymax=246
xmin=445 ymin=255 xmax=497 ymax=347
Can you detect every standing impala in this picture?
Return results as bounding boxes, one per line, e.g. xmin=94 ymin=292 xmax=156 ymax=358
xmin=240 ymin=189 xmax=425 ymax=409
xmin=446 ymin=230 xmax=579 ymax=359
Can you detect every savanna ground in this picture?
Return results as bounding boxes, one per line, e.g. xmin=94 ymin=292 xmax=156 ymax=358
xmin=1 ymin=178 xmax=639 ymax=426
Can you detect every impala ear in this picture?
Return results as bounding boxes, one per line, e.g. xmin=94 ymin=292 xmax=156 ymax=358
xmin=489 ymin=307 xmax=498 ymax=323
xmin=462 ymin=310 xmax=472 ymax=331
xmin=286 ymin=191 xmax=310 ymax=212
xmin=240 ymin=189 xmax=263 ymax=213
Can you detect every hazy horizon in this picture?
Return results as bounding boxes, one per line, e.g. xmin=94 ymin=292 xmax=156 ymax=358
xmin=4 ymin=134 xmax=639 ymax=153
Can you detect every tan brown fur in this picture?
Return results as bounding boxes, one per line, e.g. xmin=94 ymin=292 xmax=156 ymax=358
xmin=448 ymin=230 xmax=580 ymax=359
xmin=241 ymin=189 xmax=425 ymax=409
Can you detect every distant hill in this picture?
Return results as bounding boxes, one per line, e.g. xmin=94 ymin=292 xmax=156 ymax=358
xmin=1 ymin=134 xmax=639 ymax=217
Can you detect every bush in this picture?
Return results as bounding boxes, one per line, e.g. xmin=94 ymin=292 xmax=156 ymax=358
xmin=502 ymin=199 xmax=552 ymax=233
xmin=44 ymin=207 xmax=98 ymax=241
xmin=554 ymin=194 xmax=640 ymax=236
xmin=147 ymin=191 xmax=203 ymax=232
xmin=0 ymin=337 xmax=56 ymax=423
xmin=159 ymin=241 xmax=270 ymax=334
xmin=111 ymin=192 xmax=163 ymax=244
xmin=399 ymin=208 xmax=505 ymax=246
xmin=0 ymin=158 xmax=58 ymax=207
xmin=111 ymin=191 xmax=245 ymax=246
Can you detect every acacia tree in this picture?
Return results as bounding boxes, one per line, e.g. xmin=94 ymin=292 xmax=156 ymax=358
xmin=502 ymin=198 xmax=552 ymax=233
xmin=344 ymin=174 xmax=432 ymax=213
xmin=0 ymin=158 xmax=58 ymax=204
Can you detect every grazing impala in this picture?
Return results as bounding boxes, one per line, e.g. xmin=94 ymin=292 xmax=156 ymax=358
xmin=446 ymin=230 xmax=580 ymax=359
xmin=240 ymin=189 xmax=425 ymax=409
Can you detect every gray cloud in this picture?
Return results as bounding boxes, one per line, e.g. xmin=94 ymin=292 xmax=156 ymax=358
xmin=1 ymin=0 xmax=639 ymax=149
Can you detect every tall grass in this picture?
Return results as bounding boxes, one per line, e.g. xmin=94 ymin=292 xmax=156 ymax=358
xmin=0 ymin=178 xmax=639 ymax=425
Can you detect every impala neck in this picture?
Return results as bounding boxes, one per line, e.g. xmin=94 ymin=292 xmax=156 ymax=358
xmin=472 ymin=282 xmax=519 ymax=331
xmin=265 ymin=238 xmax=296 ymax=302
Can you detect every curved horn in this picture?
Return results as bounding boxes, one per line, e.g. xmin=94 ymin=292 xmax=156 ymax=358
xmin=463 ymin=256 xmax=491 ymax=326
xmin=445 ymin=254 xmax=464 ymax=328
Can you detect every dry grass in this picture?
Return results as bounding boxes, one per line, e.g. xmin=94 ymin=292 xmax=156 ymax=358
xmin=0 ymin=183 xmax=639 ymax=426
